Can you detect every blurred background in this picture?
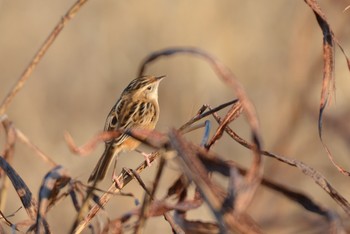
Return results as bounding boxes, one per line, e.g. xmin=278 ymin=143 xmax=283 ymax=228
xmin=1 ymin=0 xmax=350 ymax=233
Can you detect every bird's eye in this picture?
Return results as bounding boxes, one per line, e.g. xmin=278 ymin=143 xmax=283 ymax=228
xmin=147 ymin=86 xmax=152 ymax=91
xmin=111 ymin=116 xmax=117 ymax=126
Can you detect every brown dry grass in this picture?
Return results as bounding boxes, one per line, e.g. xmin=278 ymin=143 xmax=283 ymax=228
xmin=1 ymin=0 xmax=350 ymax=233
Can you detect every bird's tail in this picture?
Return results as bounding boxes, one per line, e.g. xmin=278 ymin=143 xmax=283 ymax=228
xmin=88 ymin=144 xmax=119 ymax=183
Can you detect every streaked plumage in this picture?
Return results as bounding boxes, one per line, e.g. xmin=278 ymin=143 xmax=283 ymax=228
xmin=88 ymin=75 xmax=164 ymax=183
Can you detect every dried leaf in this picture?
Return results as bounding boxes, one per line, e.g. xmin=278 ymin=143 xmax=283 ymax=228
xmin=0 ymin=156 xmax=38 ymax=221
xmin=305 ymin=0 xmax=350 ymax=176
xmin=34 ymin=165 xmax=70 ymax=233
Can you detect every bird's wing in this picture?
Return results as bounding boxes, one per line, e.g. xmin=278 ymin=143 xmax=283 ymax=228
xmin=105 ymin=99 xmax=157 ymax=146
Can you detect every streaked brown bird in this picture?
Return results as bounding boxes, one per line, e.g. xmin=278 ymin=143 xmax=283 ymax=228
xmin=88 ymin=75 xmax=165 ymax=184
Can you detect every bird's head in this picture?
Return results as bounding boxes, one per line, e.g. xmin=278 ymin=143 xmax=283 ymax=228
xmin=123 ymin=75 xmax=165 ymax=100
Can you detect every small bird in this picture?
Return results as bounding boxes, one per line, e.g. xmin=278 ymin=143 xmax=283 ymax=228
xmin=88 ymin=75 xmax=165 ymax=184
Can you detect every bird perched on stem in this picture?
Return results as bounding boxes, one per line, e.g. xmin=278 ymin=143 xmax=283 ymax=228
xmin=88 ymin=75 xmax=165 ymax=185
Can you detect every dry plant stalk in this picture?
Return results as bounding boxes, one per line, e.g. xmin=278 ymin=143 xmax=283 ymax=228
xmin=305 ymin=0 xmax=350 ymax=176
xmin=0 ymin=0 xmax=88 ymax=116
xmin=0 ymin=0 xmax=350 ymax=233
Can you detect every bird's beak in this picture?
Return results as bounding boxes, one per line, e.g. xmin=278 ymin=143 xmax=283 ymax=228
xmin=156 ymin=75 xmax=166 ymax=81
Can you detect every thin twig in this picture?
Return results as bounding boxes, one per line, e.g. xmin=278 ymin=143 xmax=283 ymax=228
xmin=72 ymin=152 xmax=161 ymax=233
xmin=139 ymin=47 xmax=263 ymax=215
xmin=72 ymin=100 xmax=243 ymax=232
xmin=0 ymin=118 xmax=16 ymax=210
xmin=206 ymin=101 xmax=242 ymax=149
xmin=0 ymin=0 xmax=89 ymax=115
xmin=178 ymin=99 xmax=239 ymax=132
xmin=134 ymin=156 xmax=166 ymax=233
xmin=15 ymin=128 xmax=57 ymax=168
xmin=209 ymin=107 xmax=350 ymax=216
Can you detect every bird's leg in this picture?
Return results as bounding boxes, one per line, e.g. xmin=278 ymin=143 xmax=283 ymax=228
xmin=112 ymin=159 xmax=122 ymax=188
xmin=135 ymin=149 xmax=152 ymax=167
xmin=142 ymin=152 xmax=152 ymax=167
xmin=112 ymin=174 xmax=122 ymax=189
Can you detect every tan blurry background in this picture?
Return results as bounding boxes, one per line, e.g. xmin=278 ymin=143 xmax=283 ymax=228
xmin=1 ymin=0 xmax=350 ymax=233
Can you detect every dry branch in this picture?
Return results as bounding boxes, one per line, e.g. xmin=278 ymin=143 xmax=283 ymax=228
xmin=0 ymin=156 xmax=38 ymax=222
xmin=0 ymin=0 xmax=88 ymax=116
xmin=138 ymin=46 xmax=263 ymax=214
xmin=0 ymin=1 xmax=349 ymax=233
xmin=72 ymin=151 xmax=161 ymax=233
xmin=305 ymin=0 xmax=350 ymax=176
xmin=209 ymin=108 xmax=350 ymax=216
xmin=0 ymin=118 xmax=16 ymax=211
